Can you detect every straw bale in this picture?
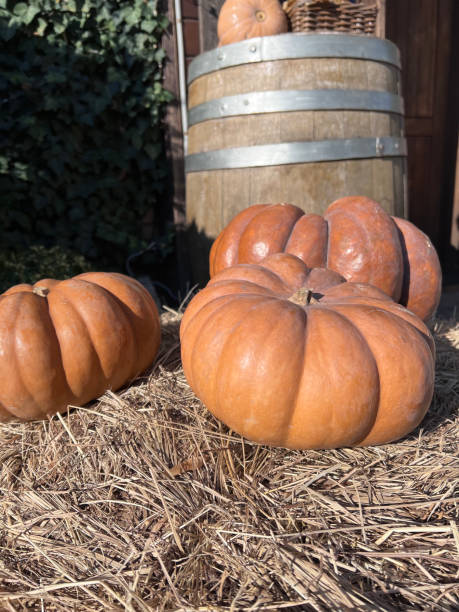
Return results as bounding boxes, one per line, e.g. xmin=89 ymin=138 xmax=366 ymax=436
xmin=0 ymin=310 xmax=458 ymax=611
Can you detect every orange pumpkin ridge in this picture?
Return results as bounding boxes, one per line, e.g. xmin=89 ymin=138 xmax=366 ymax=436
xmin=182 ymin=253 xmax=435 ymax=450
xmin=0 ymin=272 xmax=161 ymax=422
xmin=209 ymin=197 xmax=442 ymax=322
xmin=217 ymin=0 xmax=288 ymax=47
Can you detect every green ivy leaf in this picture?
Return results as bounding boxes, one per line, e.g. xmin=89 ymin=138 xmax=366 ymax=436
xmin=13 ymin=3 xmax=28 ymax=17
xmin=154 ymin=48 xmax=166 ymax=62
xmin=53 ymin=20 xmax=67 ymax=35
xmin=135 ymin=33 xmax=147 ymax=50
xmin=34 ymin=18 xmax=48 ymax=36
xmin=141 ymin=19 xmax=157 ymax=33
xmin=0 ymin=0 xmax=172 ymax=270
xmin=24 ymin=5 xmax=40 ymax=25
xmin=159 ymin=15 xmax=169 ymax=29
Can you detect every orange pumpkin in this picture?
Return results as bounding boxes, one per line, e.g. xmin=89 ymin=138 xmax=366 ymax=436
xmin=181 ymin=253 xmax=435 ymax=450
xmin=209 ymin=197 xmax=442 ymax=322
xmin=217 ymin=0 xmax=288 ymax=47
xmin=0 ymin=272 xmax=161 ymax=422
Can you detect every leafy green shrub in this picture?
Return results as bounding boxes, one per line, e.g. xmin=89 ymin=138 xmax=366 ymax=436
xmin=0 ymin=0 xmax=173 ymax=269
xmin=0 ymin=245 xmax=94 ymax=292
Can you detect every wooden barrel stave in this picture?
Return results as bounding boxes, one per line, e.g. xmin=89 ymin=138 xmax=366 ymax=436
xmin=188 ymin=57 xmax=401 ymax=107
xmin=188 ymin=111 xmax=403 ymax=154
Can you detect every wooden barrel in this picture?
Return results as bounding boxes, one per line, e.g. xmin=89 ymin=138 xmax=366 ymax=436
xmin=185 ymin=33 xmax=407 ymax=284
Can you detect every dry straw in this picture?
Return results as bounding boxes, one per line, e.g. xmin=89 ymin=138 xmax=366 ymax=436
xmin=0 ymin=309 xmax=458 ymax=610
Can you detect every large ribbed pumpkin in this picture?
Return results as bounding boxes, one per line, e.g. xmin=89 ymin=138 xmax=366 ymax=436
xmin=0 ymin=272 xmax=161 ymax=422
xmin=181 ymin=253 xmax=435 ymax=449
xmin=209 ymin=197 xmax=442 ymax=322
xmin=217 ymin=0 xmax=288 ymax=47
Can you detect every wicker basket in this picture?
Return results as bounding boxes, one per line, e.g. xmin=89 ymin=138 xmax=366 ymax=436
xmin=283 ymin=0 xmax=378 ymax=36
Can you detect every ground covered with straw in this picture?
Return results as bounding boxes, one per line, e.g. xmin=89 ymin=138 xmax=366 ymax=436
xmin=0 ymin=310 xmax=458 ymax=611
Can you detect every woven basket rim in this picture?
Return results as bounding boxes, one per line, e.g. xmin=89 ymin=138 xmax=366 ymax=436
xmin=283 ymin=0 xmax=379 ymax=13
xmin=283 ymin=0 xmax=377 ymax=7
xmin=283 ymin=0 xmax=379 ymax=36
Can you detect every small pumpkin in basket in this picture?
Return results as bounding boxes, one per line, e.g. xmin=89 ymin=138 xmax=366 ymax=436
xmin=0 ymin=272 xmax=161 ymax=422
xmin=181 ymin=253 xmax=435 ymax=450
xmin=209 ymin=196 xmax=442 ymax=322
xmin=218 ymin=0 xmax=288 ymax=46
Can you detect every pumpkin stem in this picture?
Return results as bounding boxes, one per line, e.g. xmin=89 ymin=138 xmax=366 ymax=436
xmin=255 ymin=10 xmax=266 ymax=21
xmin=33 ymin=286 xmax=50 ymax=298
xmin=288 ymin=288 xmax=319 ymax=306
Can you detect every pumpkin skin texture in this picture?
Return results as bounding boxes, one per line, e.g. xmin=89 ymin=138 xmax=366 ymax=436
xmin=217 ymin=0 xmax=288 ymax=47
xmin=0 ymin=273 xmax=161 ymax=422
xmin=209 ymin=197 xmax=442 ymax=322
xmin=181 ymin=253 xmax=435 ymax=450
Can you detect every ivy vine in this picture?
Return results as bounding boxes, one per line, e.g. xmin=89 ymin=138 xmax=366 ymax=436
xmin=0 ymin=0 xmax=173 ymax=269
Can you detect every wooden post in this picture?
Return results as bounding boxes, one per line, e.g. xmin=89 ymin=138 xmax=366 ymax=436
xmin=375 ymin=0 xmax=385 ymax=39
xmin=361 ymin=0 xmax=385 ymax=38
